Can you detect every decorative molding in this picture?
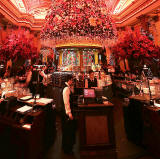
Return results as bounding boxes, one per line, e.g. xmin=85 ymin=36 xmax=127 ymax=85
xmin=0 ymin=0 xmax=44 ymax=30
xmin=114 ymin=0 xmax=160 ymax=26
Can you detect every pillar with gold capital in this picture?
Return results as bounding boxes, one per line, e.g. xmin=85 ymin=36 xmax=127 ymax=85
xmin=94 ymin=50 xmax=98 ymax=65
xmin=125 ymin=58 xmax=130 ymax=71
xmin=59 ymin=50 xmax=62 ymax=66
xmin=105 ymin=47 xmax=111 ymax=65
xmin=154 ymin=14 xmax=160 ymax=46
xmin=79 ymin=49 xmax=83 ymax=71
xmin=119 ymin=58 xmax=126 ymax=73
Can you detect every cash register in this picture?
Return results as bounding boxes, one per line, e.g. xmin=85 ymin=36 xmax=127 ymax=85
xmin=77 ymin=88 xmax=105 ymax=104
xmin=83 ymin=88 xmax=96 ymax=104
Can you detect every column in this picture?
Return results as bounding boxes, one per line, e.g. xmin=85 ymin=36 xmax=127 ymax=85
xmin=105 ymin=47 xmax=111 ymax=65
xmin=59 ymin=51 xmax=62 ymax=66
xmin=154 ymin=14 xmax=160 ymax=46
xmin=80 ymin=49 xmax=83 ymax=71
xmin=119 ymin=58 xmax=126 ymax=73
xmin=94 ymin=50 xmax=98 ymax=65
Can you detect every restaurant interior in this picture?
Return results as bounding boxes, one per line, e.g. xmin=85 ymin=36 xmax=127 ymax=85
xmin=1 ymin=0 xmax=160 ymax=159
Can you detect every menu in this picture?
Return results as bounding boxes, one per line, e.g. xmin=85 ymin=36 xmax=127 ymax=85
xmin=16 ymin=105 xmax=32 ymax=113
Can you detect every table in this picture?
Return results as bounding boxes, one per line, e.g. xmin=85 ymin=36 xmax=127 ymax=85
xmin=0 ymin=97 xmax=56 ymax=159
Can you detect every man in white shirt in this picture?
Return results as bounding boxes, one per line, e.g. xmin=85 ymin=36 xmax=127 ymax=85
xmin=61 ymin=74 xmax=76 ymax=154
xmin=39 ymin=65 xmax=51 ymax=97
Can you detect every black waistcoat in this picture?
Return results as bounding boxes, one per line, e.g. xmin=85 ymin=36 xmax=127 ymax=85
xmin=88 ymin=78 xmax=97 ymax=88
xmin=62 ymin=84 xmax=74 ymax=114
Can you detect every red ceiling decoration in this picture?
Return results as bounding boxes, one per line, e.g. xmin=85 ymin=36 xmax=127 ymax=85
xmin=40 ymin=0 xmax=117 ymax=47
xmin=1 ymin=0 xmax=160 ymax=31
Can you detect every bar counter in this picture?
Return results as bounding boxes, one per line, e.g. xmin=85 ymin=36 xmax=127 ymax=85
xmin=124 ymin=94 xmax=160 ymax=158
xmin=0 ymin=97 xmax=56 ymax=159
xmin=74 ymin=101 xmax=117 ymax=159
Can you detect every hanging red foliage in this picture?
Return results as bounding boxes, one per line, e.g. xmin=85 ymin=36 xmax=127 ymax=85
xmin=111 ymin=28 xmax=160 ymax=60
xmin=0 ymin=29 xmax=38 ymax=62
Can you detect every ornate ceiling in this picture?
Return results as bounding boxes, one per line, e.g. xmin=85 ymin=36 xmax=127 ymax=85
xmin=10 ymin=0 xmax=52 ymax=19
xmin=0 ymin=0 xmax=160 ymax=30
xmin=113 ymin=0 xmax=136 ymax=14
xmin=9 ymin=0 xmax=135 ymax=19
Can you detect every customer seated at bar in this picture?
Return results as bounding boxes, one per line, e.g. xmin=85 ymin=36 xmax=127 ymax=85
xmin=88 ymin=70 xmax=97 ymax=88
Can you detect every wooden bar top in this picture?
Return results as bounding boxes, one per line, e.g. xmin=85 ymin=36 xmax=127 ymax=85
xmin=129 ymin=94 xmax=160 ymax=112
xmin=129 ymin=94 xmax=159 ymax=101
xmin=78 ymin=101 xmax=113 ymax=108
xmin=146 ymin=106 xmax=160 ymax=112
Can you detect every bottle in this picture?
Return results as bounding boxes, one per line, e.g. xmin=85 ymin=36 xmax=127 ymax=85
xmin=85 ymin=78 xmax=88 ymax=88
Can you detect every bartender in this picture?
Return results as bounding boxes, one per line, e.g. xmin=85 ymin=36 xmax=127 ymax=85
xmin=88 ymin=70 xmax=97 ymax=88
xmin=61 ymin=74 xmax=76 ymax=154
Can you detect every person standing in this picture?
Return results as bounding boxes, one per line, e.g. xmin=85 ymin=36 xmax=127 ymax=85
xmin=39 ymin=65 xmax=48 ymax=97
xmin=61 ymin=74 xmax=76 ymax=154
xmin=88 ymin=70 xmax=97 ymax=88
xmin=75 ymin=72 xmax=85 ymax=88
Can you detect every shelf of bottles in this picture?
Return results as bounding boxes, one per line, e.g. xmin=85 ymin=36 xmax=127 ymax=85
xmin=55 ymin=47 xmax=101 ymax=72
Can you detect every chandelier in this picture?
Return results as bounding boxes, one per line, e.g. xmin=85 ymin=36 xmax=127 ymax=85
xmin=41 ymin=0 xmax=117 ymax=47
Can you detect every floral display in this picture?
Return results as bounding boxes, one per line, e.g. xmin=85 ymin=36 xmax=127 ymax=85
xmin=0 ymin=29 xmax=38 ymax=62
xmin=111 ymin=28 xmax=160 ymax=73
xmin=41 ymin=0 xmax=117 ymax=47
xmin=111 ymin=28 xmax=160 ymax=60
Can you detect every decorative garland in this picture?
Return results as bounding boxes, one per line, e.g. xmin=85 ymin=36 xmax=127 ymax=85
xmin=41 ymin=0 xmax=117 ymax=47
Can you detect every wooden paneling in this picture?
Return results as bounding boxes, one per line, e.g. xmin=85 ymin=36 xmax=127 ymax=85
xmin=0 ymin=101 xmax=56 ymax=159
xmin=75 ymin=103 xmax=117 ymax=159
xmin=85 ymin=115 xmax=109 ymax=145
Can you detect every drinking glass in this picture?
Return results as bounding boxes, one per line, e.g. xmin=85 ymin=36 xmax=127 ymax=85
xmin=131 ymin=82 xmax=135 ymax=96
xmin=139 ymin=81 xmax=143 ymax=96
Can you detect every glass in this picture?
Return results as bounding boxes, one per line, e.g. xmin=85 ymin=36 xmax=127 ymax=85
xmin=139 ymin=81 xmax=143 ymax=96
xmin=157 ymin=84 xmax=160 ymax=96
xmin=131 ymin=82 xmax=135 ymax=96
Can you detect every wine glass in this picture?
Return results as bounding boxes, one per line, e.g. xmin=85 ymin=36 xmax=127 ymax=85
xmin=139 ymin=81 xmax=143 ymax=96
xmin=131 ymin=82 xmax=135 ymax=96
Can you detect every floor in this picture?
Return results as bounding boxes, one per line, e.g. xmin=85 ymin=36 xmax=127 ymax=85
xmin=44 ymin=98 xmax=155 ymax=159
